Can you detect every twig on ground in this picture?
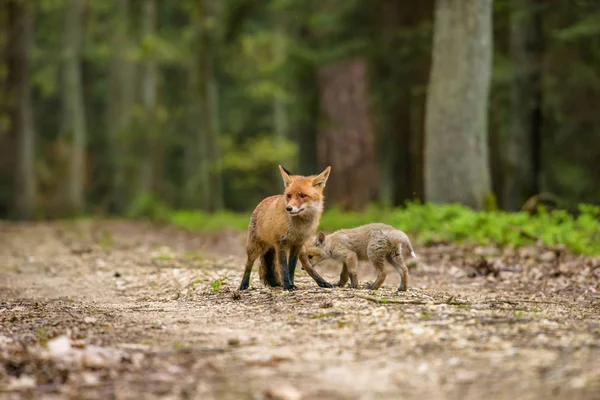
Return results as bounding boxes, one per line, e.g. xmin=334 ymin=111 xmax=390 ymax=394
xmin=353 ymin=294 xmax=470 ymax=306
xmin=354 ymin=294 xmax=564 ymax=307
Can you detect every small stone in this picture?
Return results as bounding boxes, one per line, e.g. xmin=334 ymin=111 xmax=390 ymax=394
xmin=82 ymin=349 xmax=106 ymax=369
xmin=84 ymin=316 xmax=97 ymax=324
xmin=264 ymin=384 xmax=303 ymax=400
xmin=227 ymin=338 xmax=240 ymax=347
xmin=231 ymin=292 xmax=242 ymax=301
xmin=539 ymin=251 xmax=557 ymax=263
xmin=47 ymin=335 xmax=72 ymax=358
xmin=7 ymin=375 xmax=36 ymax=391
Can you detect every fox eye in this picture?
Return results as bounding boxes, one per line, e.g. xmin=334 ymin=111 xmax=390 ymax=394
xmin=308 ymin=255 xmax=313 ymax=260
xmin=299 ymin=193 xmax=307 ymax=199
xmin=287 ymin=193 xmax=292 ymax=199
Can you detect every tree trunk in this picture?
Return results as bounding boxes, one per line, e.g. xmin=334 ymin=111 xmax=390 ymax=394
xmin=372 ymin=0 xmax=432 ymax=206
xmin=6 ymin=0 xmax=36 ymax=219
xmin=107 ymin=0 xmax=134 ymax=212
xmin=183 ymin=7 xmax=210 ymax=209
xmin=0 ymin=1 xmax=13 ymax=217
xmin=424 ymin=0 xmax=493 ymax=209
xmin=62 ymin=0 xmax=87 ymax=214
xmin=272 ymin=21 xmax=289 ymax=163
xmin=502 ymin=0 xmax=543 ymax=211
xmin=316 ymin=57 xmax=378 ymax=211
xmin=139 ymin=0 xmax=157 ymax=196
xmin=199 ymin=0 xmax=223 ymax=212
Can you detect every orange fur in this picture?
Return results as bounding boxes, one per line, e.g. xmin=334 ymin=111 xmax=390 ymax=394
xmin=239 ymin=165 xmax=333 ymax=290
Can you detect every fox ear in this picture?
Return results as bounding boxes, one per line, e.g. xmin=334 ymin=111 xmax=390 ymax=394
xmin=312 ymin=166 xmax=331 ymax=188
xmin=317 ymin=232 xmax=326 ymax=245
xmin=279 ymin=165 xmax=293 ymax=187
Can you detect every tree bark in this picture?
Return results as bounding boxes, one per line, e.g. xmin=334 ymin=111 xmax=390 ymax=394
xmin=199 ymin=0 xmax=223 ymax=212
xmin=424 ymin=0 xmax=493 ymax=209
xmin=184 ymin=6 xmax=210 ymax=209
xmin=502 ymin=0 xmax=543 ymax=211
xmin=316 ymin=57 xmax=378 ymax=211
xmin=0 ymin=1 xmax=14 ymax=217
xmin=272 ymin=21 xmax=289 ymax=163
xmin=62 ymin=0 xmax=87 ymax=214
xmin=372 ymin=0 xmax=432 ymax=206
xmin=6 ymin=0 xmax=36 ymax=219
xmin=107 ymin=0 xmax=134 ymax=212
xmin=139 ymin=0 xmax=157 ymax=196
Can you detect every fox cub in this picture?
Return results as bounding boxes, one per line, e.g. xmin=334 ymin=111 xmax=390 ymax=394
xmin=305 ymin=223 xmax=417 ymax=291
xmin=239 ymin=165 xmax=333 ymax=291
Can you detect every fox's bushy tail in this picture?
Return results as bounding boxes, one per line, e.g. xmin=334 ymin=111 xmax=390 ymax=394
xmin=259 ymin=248 xmax=281 ymax=287
xmin=388 ymin=230 xmax=417 ymax=259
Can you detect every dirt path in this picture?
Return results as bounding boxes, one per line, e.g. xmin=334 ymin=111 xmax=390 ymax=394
xmin=1 ymin=220 xmax=600 ymax=400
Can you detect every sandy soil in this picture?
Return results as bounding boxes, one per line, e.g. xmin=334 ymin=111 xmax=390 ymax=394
xmin=1 ymin=219 xmax=599 ymax=400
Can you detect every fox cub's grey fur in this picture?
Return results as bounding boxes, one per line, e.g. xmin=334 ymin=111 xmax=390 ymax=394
xmin=305 ymin=223 xmax=417 ymax=291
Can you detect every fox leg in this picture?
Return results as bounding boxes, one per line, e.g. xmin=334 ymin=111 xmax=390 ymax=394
xmin=336 ymin=263 xmax=349 ymax=287
xmin=260 ymin=247 xmax=280 ymax=287
xmin=240 ymin=245 xmax=261 ymax=290
xmin=299 ymin=251 xmax=333 ymax=288
xmin=345 ymin=254 xmax=359 ymax=288
xmin=288 ymin=245 xmax=301 ymax=286
xmin=276 ymin=245 xmax=297 ymax=291
xmin=367 ymin=250 xmax=387 ymax=290
xmin=387 ymin=251 xmax=409 ymax=292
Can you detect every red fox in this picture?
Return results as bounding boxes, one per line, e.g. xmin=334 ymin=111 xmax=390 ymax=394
xmin=305 ymin=223 xmax=417 ymax=291
xmin=239 ymin=165 xmax=333 ymax=291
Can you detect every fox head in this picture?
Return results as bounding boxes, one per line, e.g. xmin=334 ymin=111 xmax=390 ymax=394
xmin=279 ymin=165 xmax=331 ymax=217
xmin=305 ymin=232 xmax=328 ymax=265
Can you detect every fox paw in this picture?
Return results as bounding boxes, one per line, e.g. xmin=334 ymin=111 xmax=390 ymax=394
xmin=318 ymin=280 xmax=333 ymax=289
xmin=239 ymin=283 xmax=249 ymax=290
xmin=283 ymin=284 xmax=299 ymax=291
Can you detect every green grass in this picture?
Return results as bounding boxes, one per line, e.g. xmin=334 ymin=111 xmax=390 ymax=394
xmin=210 ymin=278 xmax=226 ymax=291
xmin=166 ymin=202 xmax=600 ymax=256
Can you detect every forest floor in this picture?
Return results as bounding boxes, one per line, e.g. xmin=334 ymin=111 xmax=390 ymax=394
xmin=1 ymin=220 xmax=600 ymax=400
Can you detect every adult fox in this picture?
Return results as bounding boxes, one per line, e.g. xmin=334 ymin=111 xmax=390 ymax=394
xmin=239 ymin=165 xmax=333 ymax=290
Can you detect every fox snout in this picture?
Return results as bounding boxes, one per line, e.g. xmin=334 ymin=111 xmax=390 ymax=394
xmin=286 ymin=205 xmax=304 ymax=214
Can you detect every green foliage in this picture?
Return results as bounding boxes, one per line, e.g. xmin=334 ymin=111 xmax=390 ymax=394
xmin=170 ymin=209 xmax=250 ymax=231
xmin=211 ymin=277 xmax=226 ymax=291
xmin=126 ymin=193 xmax=170 ymax=221
xmin=167 ymin=202 xmax=600 ymax=255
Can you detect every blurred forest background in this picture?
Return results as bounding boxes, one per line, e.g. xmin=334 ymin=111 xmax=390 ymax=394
xmin=1 ymin=0 xmax=599 ymax=220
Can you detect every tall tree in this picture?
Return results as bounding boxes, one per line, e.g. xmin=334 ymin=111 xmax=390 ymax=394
xmin=371 ymin=0 xmax=432 ymax=205
xmin=184 ymin=2 xmax=210 ymax=209
xmin=316 ymin=58 xmax=378 ymax=211
xmin=424 ymin=0 xmax=493 ymax=209
xmin=139 ymin=0 xmax=158 ymax=196
xmin=62 ymin=0 xmax=87 ymax=213
xmin=0 ymin=0 xmax=13 ymax=216
xmin=107 ymin=0 xmax=134 ymax=212
xmin=7 ymin=0 xmax=36 ymax=219
xmin=502 ymin=0 xmax=543 ymax=211
xmin=199 ymin=0 xmax=223 ymax=211
xmin=272 ymin=20 xmax=289 ymax=162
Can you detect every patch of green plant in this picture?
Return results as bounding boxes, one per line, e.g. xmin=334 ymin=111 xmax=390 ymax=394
xmin=170 ymin=209 xmax=250 ymax=231
xmin=421 ymin=311 xmax=432 ymax=320
xmin=36 ymin=328 xmax=49 ymax=345
xmin=454 ymin=304 xmax=471 ymax=311
xmin=210 ymin=277 xmax=226 ymax=291
xmin=309 ymin=313 xmax=328 ymax=320
xmin=97 ymin=231 xmax=113 ymax=248
xmin=184 ymin=250 xmax=205 ymax=262
xmin=127 ymin=192 xmax=170 ymax=222
xmin=153 ymin=254 xmax=175 ymax=261
xmin=166 ymin=201 xmax=600 ymax=255
xmin=192 ymin=279 xmax=203 ymax=285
